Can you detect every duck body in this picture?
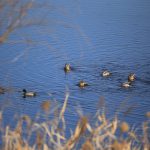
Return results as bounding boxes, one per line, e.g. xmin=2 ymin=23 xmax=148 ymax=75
xmin=121 ymin=81 xmax=131 ymax=88
xmin=128 ymin=73 xmax=135 ymax=82
xmin=22 ymin=89 xmax=36 ymax=98
xmin=64 ymin=64 xmax=71 ymax=72
xmin=102 ymin=70 xmax=111 ymax=77
xmin=0 ymin=87 xmax=5 ymax=94
xmin=77 ymin=80 xmax=88 ymax=88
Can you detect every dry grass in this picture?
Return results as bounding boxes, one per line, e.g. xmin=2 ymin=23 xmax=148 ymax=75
xmin=0 ymin=95 xmax=149 ymax=150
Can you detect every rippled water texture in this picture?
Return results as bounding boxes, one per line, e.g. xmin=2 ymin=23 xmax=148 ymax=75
xmin=0 ymin=0 xmax=150 ymax=129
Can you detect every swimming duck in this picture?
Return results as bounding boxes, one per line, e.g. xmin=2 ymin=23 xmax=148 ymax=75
xmin=102 ymin=70 xmax=111 ymax=77
xmin=22 ymin=89 xmax=36 ymax=97
xmin=121 ymin=81 xmax=131 ymax=88
xmin=128 ymin=73 xmax=136 ymax=82
xmin=77 ymin=80 xmax=89 ymax=88
xmin=0 ymin=87 xmax=5 ymax=94
xmin=64 ymin=64 xmax=71 ymax=72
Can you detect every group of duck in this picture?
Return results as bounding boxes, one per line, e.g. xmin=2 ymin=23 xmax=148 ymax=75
xmin=64 ymin=63 xmax=136 ymax=88
xmin=0 ymin=63 xmax=136 ymax=98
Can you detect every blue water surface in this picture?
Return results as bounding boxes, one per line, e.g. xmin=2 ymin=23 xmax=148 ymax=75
xmin=0 ymin=0 xmax=150 ymax=135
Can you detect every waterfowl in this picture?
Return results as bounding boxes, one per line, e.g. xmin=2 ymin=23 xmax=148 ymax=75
xmin=121 ymin=81 xmax=131 ymax=88
xmin=64 ymin=64 xmax=71 ymax=72
xmin=102 ymin=70 xmax=111 ymax=77
xmin=77 ymin=80 xmax=88 ymax=88
xmin=128 ymin=73 xmax=135 ymax=82
xmin=22 ymin=89 xmax=36 ymax=97
xmin=0 ymin=87 xmax=5 ymax=94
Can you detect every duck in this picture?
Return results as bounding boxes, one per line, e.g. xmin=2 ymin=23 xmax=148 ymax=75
xmin=22 ymin=89 xmax=36 ymax=98
xmin=102 ymin=70 xmax=111 ymax=77
xmin=64 ymin=64 xmax=71 ymax=72
xmin=77 ymin=80 xmax=89 ymax=88
xmin=121 ymin=81 xmax=131 ymax=88
xmin=0 ymin=87 xmax=5 ymax=94
xmin=128 ymin=73 xmax=136 ymax=82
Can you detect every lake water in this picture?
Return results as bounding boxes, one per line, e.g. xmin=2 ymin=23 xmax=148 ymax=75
xmin=0 ymin=0 xmax=150 ymax=132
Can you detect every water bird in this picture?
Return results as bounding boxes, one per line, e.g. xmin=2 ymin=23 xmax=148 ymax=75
xmin=22 ymin=89 xmax=36 ymax=98
xmin=102 ymin=70 xmax=111 ymax=77
xmin=0 ymin=87 xmax=5 ymax=94
xmin=77 ymin=80 xmax=89 ymax=88
xmin=128 ymin=73 xmax=136 ymax=82
xmin=121 ymin=81 xmax=131 ymax=88
xmin=64 ymin=64 xmax=71 ymax=72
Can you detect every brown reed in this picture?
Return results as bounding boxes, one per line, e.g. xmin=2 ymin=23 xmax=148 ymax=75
xmin=0 ymin=95 xmax=149 ymax=150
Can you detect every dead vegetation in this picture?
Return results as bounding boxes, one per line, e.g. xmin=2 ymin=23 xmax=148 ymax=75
xmin=0 ymin=0 xmax=33 ymax=43
xmin=0 ymin=94 xmax=149 ymax=150
xmin=0 ymin=0 xmax=55 ymax=45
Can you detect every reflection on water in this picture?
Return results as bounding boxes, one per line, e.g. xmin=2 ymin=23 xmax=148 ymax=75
xmin=0 ymin=0 xmax=150 ymax=131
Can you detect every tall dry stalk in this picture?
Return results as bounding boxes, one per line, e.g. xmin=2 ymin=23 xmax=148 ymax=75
xmin=0 ymin=95 xmax=149 ymax=150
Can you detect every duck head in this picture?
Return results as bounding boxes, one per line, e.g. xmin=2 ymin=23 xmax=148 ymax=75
xmin=78 ymin=80 xmax=88 ymax=88
xmin=128 ymin=73 xmax=136 ymax=82
xmin=64 ymin=64 xmax=71 ymax=72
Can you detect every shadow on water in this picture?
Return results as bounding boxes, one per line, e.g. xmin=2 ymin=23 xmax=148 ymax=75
xmin=137 ymin=77 xmax=150 ymax=85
